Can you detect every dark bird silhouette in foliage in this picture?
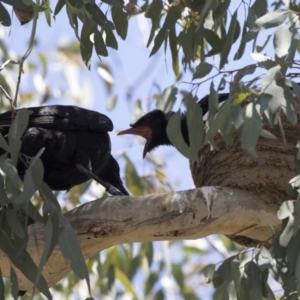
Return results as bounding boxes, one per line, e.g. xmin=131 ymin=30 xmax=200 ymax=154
xmin=0 ymin=105 xmax=129 ymax=196
xmin=118 ymin=93 xmax=229 ymax=158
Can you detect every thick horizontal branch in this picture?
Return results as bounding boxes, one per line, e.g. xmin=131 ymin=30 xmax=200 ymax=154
xmin=0 ymin=186 xmax=280 ymax=293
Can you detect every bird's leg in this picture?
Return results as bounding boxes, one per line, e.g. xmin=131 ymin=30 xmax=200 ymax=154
xmin=75 ymin=164 xmax=125 ymax=196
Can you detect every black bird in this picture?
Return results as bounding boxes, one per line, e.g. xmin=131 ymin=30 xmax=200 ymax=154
xmin=118 ymin=93 xmax=229 ymax=158
xmin=0 ymin=105 xmax=129 ymax=196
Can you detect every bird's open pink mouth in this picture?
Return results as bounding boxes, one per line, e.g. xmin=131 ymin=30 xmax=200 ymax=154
xmin=118 ymin=126 xmax=152 ymax=140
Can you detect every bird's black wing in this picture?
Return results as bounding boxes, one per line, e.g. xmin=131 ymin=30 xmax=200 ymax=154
xmin=0 ymin=105 xmax=113 ymax=133
xmin=198 ymin=93 xmax=229 ymax=115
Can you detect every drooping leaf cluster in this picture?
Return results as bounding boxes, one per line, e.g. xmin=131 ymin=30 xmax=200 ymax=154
xmin=0 ymin=110 xmax=92 ymax=299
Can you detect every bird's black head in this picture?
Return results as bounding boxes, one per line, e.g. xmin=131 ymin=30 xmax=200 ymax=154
xmin=118 ymin=110 xmax=174 ymax=158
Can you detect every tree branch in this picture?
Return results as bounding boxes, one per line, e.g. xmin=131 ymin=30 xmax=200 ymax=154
xmin=0 ymin=186 xmax=280 ymax=293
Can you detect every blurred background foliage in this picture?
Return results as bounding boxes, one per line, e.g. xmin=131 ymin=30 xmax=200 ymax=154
xmin=0 ymin=0 xmax=300 ymax=299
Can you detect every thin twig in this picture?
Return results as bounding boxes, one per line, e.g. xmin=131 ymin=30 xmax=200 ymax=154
xmin=0 ymin=85 xmax=13 ymax=103
xmin=13 ymin=9 xmax=39 ymax=107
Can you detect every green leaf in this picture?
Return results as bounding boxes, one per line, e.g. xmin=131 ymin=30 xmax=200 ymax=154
xmin=112 ymin=7 xmax=128 ymax=40
xmin=283 ymin=85 xmax=297 ymax=125
xmin=123 ymin=154 xmax=143 ymax=195
xmin=85 ymin=3 xmax=115 ymax=31
xmin=166 ymin=111 xmax=193 ymax=159
xmin=204 ymin=29 xmax=223 ymax=56
xmin=219 ymin=9 xmax=237 ymax=69
xmin=0 ymin=158 xmax=21 ymax=190
xmin=0 ymin=221 xmax=51 ymax=299
xmin=150 ymin=27 xmax=166 ymax=56
xmin=80 ymin=23 xmax=95 ymax=69
xmin=241 ymin=103 xmax=262 ymax=152
xmin=169 ymin=27 xmax=179 ymax=78
xmin=145 ymin=272 xmax=159 ymax=296
xmin=5 ymin=208 xmax=25 ymax=238
xmin=234 ymin=66 xmax=256 ymax=82
xmin=105 ymin=30 xmax=118 ymax=50
xmin=106 ymin=95 xmax=118 ymax=111
xmin=251 ymin=10 xmax=288 ymax=32
xmin=10 ymin=267 xmax=19 ymax=300
xmin=102 ymin=0 xmax=123 ymax=7
xmin=278 ymin=201 xmax=294 ymax=247
xmin=260 ymin=65 xmax=284 ymax=112
xmin=39 ymin=182 xmax=61 ymax=212
xmin=59 ymin=222 xmax=91 ymax=294
xmin=44 ymin=5 xmax=51 ymax=27
xmin=14 ymin=154 xmax=44 ymax=205
xmin=94 ymin=30 xmax=108 ymax=57
xmin=0 ymin=2 xmax=11 ymax=26
xmin=205 ymin=100 xmax=231 ymax=143
xmin=186 ymin=96 xmax=203 ymax=162
xmin=273 ymin=24 xmax=292 ymax=59
xmin=286 ymin=29 xmax=300 ymax=62
xmin=0 ymin=173 xmax=8 ymax=205
xmin=196 ymin=0 xmax=218 ymax=30
xmin=0 ymin=270 xmax=4 ymax=300
xmin=145 ymin=0 xmax=163 ymax=47
xmin=242 ymin=261 xmax=264 ymax=299
xmin=193 ymin=62 xmax=213 ymax=80
xmin=8 ymin=109 xmax=29 ymax=167
xmin=150 ymin=6 xmax=181 ymax=56
xmin=54 ymin=0 xmax=65 ymax=15
xmin=202 ymin=264 xmax=215 ymax=283
xmin=256 ymin=34 xmax=271 ymax=53
xmin=141 ymin=242 xmax=153 ymax=268
xmin=172 ymin=264 xmax=184 ymax=289
xmin=115 ymin=268 xmax=138 ymax=297
xmin=156 ymin=86 xmax=178 ymax=112
xmin=34 ymin=213 xmax=59 ymax=290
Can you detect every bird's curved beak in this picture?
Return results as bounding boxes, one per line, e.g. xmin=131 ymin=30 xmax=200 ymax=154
xmin=118 ymin=127 xmax=152 ymax=159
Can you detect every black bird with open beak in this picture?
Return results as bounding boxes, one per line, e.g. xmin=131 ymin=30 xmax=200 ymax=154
xmin=118 ymin=93 xmax=229 ymax=158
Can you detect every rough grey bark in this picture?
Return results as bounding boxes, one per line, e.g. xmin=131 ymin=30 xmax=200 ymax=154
xmin=0 ymin=186 xmax=280 ymax=293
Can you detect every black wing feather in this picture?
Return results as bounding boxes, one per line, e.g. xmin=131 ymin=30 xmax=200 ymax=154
xmin=0 ymin=105 xmax=113 ymax=132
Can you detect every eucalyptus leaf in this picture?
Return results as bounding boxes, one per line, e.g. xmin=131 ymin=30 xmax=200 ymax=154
xmin=273 ymin=24 xmax=292 ymax=59
xmin=54 ymin=0 xmax=65 ymax=15
xmin=115 ymin=268 xmax=138 ymax=297
xmin=80 ymin=23 xmax=94 ymax=69
xmin=193 ymin=62 xmax=213 ymax=80
xmin=105 ymin=30 xmax=118 ymax=50
xmin=166 ymin=111 xmax=193 ymax=160
xmin=241 ymin=103 xmax=262 ymax=151
xmin=0 ymin=158 xmax=21 ymax=190
xmin=219 ymin=9 xmax=237 ymax=69
xmin=34 ymin=213 xmax=59 ymax=290
xmin=156 ymin=86 xmax=178 ymax=112
xmin=123 ymin=154 xmax=144 ymax=195
xmin=106 ymin=95 xmax=118 ymax=111
xmin=94 ymin=30 xmax=108 ymax=57
xmin=169 ymin=27 xmax=179 ymax=78
xmin=0 ymin=173 xmax=8 ymax=205
xmin=14 ymin=155 xmax=44 ymax=205
xmin=8 ymin=109 xmax=29 ymax=167
xmin=0 ymin=2 xmax=11 ymax=26
xmin=145 ymin=0 xmax=163 ymax=47
xmin=10 ymin=267 xmax=19 ymax=300
xmin=59 ymin=221 xmax=91 ymax=294
xmin=5 ymin=208 xmax=25 ymax=238
xmin=112 ymin=7 xmax=128 ymax=40
xmin=186 ymin=96 xmax=203 ymax=163
xmin=0 ymin=270 xmax=4 ymax=300
xmin=0 ymin=221 xmax=51 ymax=299
xmin=251 ymin=10 xmax=288 ymax=32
